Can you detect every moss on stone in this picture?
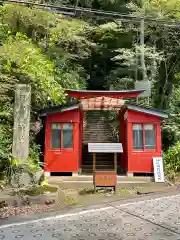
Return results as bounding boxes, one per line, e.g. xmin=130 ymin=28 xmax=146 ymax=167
xmin=20 ymin=185 xmax=58 ymax=196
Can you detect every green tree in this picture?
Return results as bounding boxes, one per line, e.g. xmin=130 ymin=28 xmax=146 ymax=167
xmin=0 ymin=4 xmax=92 ymax=172
xmin=0 ymin=1 xmax=180 ymax=174
xmin=0 ymin=33 xmax=65 ymax=105
xmin=83 ymin=21 xmax=133 ymax=89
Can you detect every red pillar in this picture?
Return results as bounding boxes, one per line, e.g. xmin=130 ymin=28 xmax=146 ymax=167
xmin=79 ymin=110 xmax=84 ymax=171
xmin=119 ymin=110 xmax=128 ymax=172
xmin=126 ymin=121 xmax=132 ymax=174
xmin=156 ymin=123 xmax=162 ymax=155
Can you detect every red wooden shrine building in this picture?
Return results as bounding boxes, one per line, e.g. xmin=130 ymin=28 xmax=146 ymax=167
xmin=39 ymin=89 xmax=168 ymax=176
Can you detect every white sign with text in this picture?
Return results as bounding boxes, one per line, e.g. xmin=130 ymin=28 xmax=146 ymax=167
xmin=153 ymin=157 xmax=165 ymax=183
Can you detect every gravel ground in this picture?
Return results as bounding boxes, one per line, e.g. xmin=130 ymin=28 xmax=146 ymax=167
xmin=0 ymin=185 xmax=176 ymax=220
xmin=0 ymin=204 xmax=57 ymax=219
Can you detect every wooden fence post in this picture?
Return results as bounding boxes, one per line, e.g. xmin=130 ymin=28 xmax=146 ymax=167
xmin=12 ymin=84 xmax=31 ymax=163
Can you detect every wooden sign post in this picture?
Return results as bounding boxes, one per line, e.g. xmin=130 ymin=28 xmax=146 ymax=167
xmin=12 ymin=84 xmax=31 ymax=163
xmin=88 ymin=143 xmax=123 ymax=193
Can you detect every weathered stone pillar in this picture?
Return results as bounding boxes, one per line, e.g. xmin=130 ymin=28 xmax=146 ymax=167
xmin=12 ymin=84 xmax=31 ymax=163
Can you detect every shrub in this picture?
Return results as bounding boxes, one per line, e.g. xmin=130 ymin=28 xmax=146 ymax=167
xmin=28 ymin=143 xmax=42 ymax=173
xmin=4 ymin=142 xmax=43 ymax=188
xmin=0 ymin=123 xmax=12 ymax=173
xmin=164 ymin=141 xmax=180 ymax=181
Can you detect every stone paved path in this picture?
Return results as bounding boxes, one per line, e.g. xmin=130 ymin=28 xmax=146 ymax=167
xmin=1 ymin=194 xmax=180 ymax=239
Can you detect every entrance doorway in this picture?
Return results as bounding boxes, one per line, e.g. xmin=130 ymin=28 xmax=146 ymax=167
xmin=82 ymin=110 xmax=121 ymax=174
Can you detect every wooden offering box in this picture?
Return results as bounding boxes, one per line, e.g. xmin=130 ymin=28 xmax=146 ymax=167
xmin=88 ymin=143 xmax=123 ymax=192
xmin=93 ymin=171 xmax=117 ymax=187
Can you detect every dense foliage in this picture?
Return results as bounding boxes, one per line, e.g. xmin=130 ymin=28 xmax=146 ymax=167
xmin=164 ymin=142 xmax=180 ymax=181
xmin=0 ymin=4 xmax=91 ymax=172
xmin=0 ymin=0 xmax=179 ymax=177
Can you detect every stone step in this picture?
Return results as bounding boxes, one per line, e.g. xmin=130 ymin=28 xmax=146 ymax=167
xmin=83 ymin=155 xmax=115 ymax=158
xmin=82 ymin=164 xmax=114 ymax=168
xmin=82 ymin=162 xmax=115 ymax=166
xmin=83 ymin=161 xmax=115 ymax=165
xmin=48 ymin=177 xmax=164 ymax=190
xmin=51 ymin=175 xmax=154 ymax=182
xmin=83 ymin=111 xmax=117 ymax=143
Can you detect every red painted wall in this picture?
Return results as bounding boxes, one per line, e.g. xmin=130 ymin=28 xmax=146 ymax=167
xmin=44 ymin=109 xmax=80 ymax=172
xmin=119 ymin=111 xmax=128 ymax=170
xmin=44 ymin=106 xmax=163 ymax=174
xmin=127 ymin=110 xmax=162 ymax=173
xmin=79 ymin=110 xmax=84 ymax=169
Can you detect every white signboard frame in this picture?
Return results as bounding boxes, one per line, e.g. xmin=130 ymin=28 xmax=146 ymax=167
xmin=153 ymin=157 xmax=165 ymax=183
xmin=88 ymin=143 xmax=123 ymax=153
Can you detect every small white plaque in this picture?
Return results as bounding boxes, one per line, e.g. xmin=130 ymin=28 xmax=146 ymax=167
xmin=153 ymin=157 xmax=165 ymax=183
